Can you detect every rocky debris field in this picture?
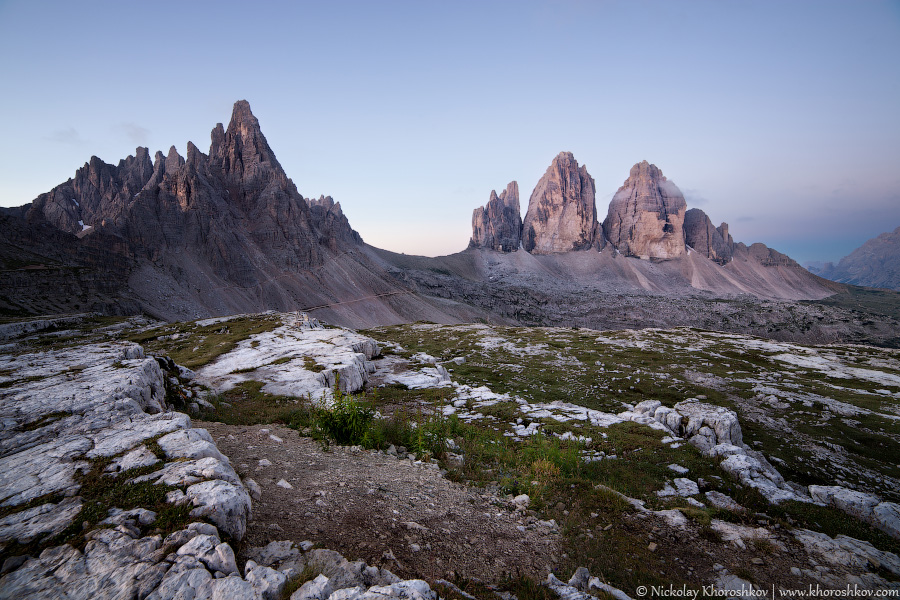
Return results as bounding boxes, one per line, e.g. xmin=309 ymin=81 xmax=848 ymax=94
xmin=0 ymin=311 xmax=899 ymax=597
xmin=384 ymin=254 xmax=900 ymax=348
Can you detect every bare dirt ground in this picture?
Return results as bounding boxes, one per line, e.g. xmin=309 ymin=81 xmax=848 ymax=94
xmin=200 ymin=422 xmax=562 ymax=583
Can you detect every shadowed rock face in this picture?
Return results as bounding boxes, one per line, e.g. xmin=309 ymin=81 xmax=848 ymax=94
xmin=309 ymin=195 xmax=363 ymax=251
xmin=26 ymin=149 xmax=155 ymax=235
xmin=22 ymin=100 xmax=366 ymax=288
xmin=470 ymin=181 xmax=522 ymax=252
xmin=684 ymin=208 xmax=734 ymax=265
xmin=603 ymin=161 xmax=686 ymax=259
xmin=522 ymin=152 xmax=602 ymax=254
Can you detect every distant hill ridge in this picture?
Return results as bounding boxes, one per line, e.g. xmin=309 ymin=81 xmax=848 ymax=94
xmin=812 ymin=227 xmax=900 ymax=291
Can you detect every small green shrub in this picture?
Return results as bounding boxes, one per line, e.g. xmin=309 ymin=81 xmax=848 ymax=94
xmin=315 ymin=388 xmax=375 ymax=446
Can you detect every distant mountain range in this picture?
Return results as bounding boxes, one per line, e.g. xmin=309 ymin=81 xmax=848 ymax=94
xmin=0 ymin=101 xmax=468 ymax=327
xmin=1 ymin=100 xmax=848 ymax=333
xmin=468 ymin=150 xmax=804 ymax=271
xmin=809 ymin=227 xmax=900 ymax=291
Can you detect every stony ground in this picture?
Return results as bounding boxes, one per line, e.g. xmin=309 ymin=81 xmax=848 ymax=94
xmin=367 ymin=323 xmax=900 ymax=504
xmin=2 ymin=311 xmax=900 ymax=597
xmin=201 ymin=422 xmax=561 ymax=582
xmin=199 ymin=422 xmax=895 ymax=593
xmin=382 ymin=251 xmax=900 ymax=348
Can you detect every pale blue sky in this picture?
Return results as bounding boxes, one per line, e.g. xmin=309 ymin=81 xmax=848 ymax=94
xmin=1 ymin=0 xmax=898 ymax=264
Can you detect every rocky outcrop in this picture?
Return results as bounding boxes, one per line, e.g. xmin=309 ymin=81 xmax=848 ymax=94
xmin=0 ymin=522 xmax=441 ymax=600
xmin=522 ymin=153 xmax=602 ymax=254
xmin=0 ymin=335 xmax=265 ymax=597
xmin=603 ymin=161 xmax=686 ymax=259
xmin=809 ymin=486 xmax=900 ymax=540
xmin=624 ymin=399 xmax=802 ymax=503
xmin=793 ymin=528 xmax=900 ymax=585
xmin=684 ymin=208 xmax=734 ymax=265
xmin=194 ymin=313 xmax=380 ymax=400
xmin=814 ymin=226 xmax=900 ymax=291
xmin=0 ymin=342 xmax=251 ymax=542
xmin=309 ymin=196 xmax=364 ymax=250
xmin=470 ymin=182 xmax=522 ymax=252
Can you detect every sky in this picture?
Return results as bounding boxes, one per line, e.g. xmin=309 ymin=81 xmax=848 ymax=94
xmin=1 ymin=1 xmax=898 ymax=265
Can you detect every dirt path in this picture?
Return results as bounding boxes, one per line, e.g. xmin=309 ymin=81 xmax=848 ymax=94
xmin=199 ymin=421 xmax=562 ymax=583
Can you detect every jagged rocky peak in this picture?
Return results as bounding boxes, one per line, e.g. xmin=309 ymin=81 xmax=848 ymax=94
xmin=116 ymin=146 xmax=154 ymax=184
xmin=24 ymin=146 xmax=160 ymax=235
xmin=603 ymin=160 xmax=687 ymax=259
xmin=309 ymin=195 xmax=363 ymax=248
xmin=209 ymin=99 xmax=284 ymax=180
xmin=164 ymin=145 xmax=184 ymax=176
xmin=684 ymin=208 xmax=734 ymax=265
xmin=470 ymin=181 xmax=522 ymax=252
xmin=522 ymin=152 xmax=602 ymax=254
xmin=717 ymin=222 xmax=733 ymax=246
xmin=309 ymin=195 xmax=336 ymax=210
xmin=15 ymin=99 xmax=379 ymax=296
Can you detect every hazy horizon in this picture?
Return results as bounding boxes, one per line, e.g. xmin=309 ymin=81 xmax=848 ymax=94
xmin=1 ymin=0 xmax=898 ymax=266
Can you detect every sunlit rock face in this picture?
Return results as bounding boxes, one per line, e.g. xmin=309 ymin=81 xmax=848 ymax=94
xmin=470 ymin=181 xmax=522 ymax=252
xmin=522 ymin=152 xmax=603 ymax=254
xmin=603 ymin=160 xmax=686 ymax=259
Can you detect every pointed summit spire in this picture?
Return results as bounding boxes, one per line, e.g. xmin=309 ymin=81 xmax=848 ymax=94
xmin=207 ymin=100 xmax=293 ymax=209
xmin=522 ymin=152 xmax=600 ymax=254
xmin=226 ymin=100 xmax=267 ymax=144
xmin=164 ymin=145 xmax=184 ymax=176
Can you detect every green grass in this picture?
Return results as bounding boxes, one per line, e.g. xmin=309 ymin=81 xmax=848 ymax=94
xmin=125 ymin=314 xmax=281 ymax=369
xmin=198 ymin=380 xmax=312 ymax=427
xmin=396 ymin=324 xmax=896 ymax=501
xmin=303 ymin=356 xmax=325 ymax=372
xmin=363 ymin=321 xmax=900 ymax=584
